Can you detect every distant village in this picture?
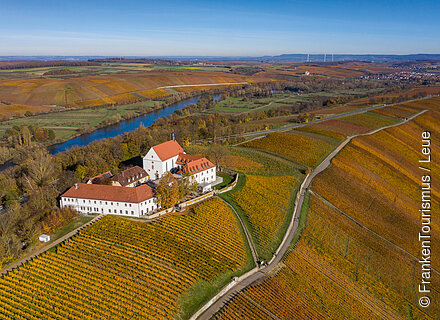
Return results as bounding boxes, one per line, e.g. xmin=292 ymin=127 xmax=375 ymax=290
xmin=60 ymin=139 xmax=217 ymax=217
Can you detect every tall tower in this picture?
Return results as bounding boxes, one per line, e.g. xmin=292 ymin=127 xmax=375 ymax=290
xmin=324 ymin=53 xmax=326 ymax=63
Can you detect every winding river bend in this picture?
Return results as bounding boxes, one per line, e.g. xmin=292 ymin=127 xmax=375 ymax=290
xmin=48 ymin=94 xmax=220 ymax=155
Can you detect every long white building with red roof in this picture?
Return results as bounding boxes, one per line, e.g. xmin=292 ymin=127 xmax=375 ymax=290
xmin=60 ymin=183 xmax=159 ymax=217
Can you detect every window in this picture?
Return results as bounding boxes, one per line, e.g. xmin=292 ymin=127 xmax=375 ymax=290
xmin=114 ymin=209 xmax=117 ymax=213
xmin=125 ymin=203 xmax=127 ymax=207
xmin=129 ymin=204 xmax=132 ymax=207
xmin=108 ymin=209 xmax=111 ymax=213
xmin=105 ymin=202 xmax=108 ymax=205
xmin=111 ymin=202 xmax=113 ymax=205
xmin=120 ymin=210 xmax=122 ymax=213
xmin=125 ymin=210 xmax=128 ymax=214
xmin=94 ymin=201 xmax=96 ymax=204
xmin=131 ymin=211 xmax=134 ymax=215
xmin=100 ymin=201 xmax=102 ymax=204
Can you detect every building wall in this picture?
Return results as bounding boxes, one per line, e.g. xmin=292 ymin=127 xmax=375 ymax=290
xmin=192 ymin=167 xmax=216 ymax=184
xmin=111 ymin=176 xmax=148 ymax=187
xmin=60 ymin=197 xmax=159 ymax=217
xmin=143 ymin=149 xmax=179 ymax=179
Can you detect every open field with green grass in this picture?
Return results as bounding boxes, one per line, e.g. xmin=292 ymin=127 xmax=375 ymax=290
xmin=0 ymin=100 xmax=162 ymax=141
xmin=210 ymin=87 xmax=388 ymax=114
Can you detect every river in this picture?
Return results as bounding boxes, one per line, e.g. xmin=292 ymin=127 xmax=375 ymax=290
xmin=48 ymin=94 xmax=220 ymax=154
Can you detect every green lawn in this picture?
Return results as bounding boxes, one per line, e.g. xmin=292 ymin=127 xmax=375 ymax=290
xmin=213 ymin=172 xmax=234 ymax=189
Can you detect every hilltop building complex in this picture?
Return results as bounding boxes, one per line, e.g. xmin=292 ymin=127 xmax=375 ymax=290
xmin=61 ymin=139 xmax=216 ymax=216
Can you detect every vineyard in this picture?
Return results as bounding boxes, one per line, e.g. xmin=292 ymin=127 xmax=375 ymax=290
xmin=0 ymin=198 xmax=251 ymax=320
xmin=312 ymin=111 xmax=440 ymax=258
xmin=214 ymin=193 xmax=439 ymax=320
xmin=0 ymin=71 xmax=255 ymax=117
xmin=186 ymin=144 xmax=303 ymax=177
xmin=298 ymin=110 xmax=400 ymax=139
xmin=212 ymin=103 xmax=440 ymax=320
xmin=242 ymin=131 xmax=335 ymax=167
xmin=224 ymin=174 xmax=297 ymax=260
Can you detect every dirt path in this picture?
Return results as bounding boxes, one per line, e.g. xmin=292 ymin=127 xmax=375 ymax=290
xmin=0 ymin=215 xmax=103 ymax=276
xmin=218 ymin=197 xmax=259 ymax=266
xmin=157 ymin=82 xmax=248 ymax=89
xmin=244 ymin=95 xmax=294 ymax=113
xmin=191 ymin=109 xmax=428 ymax=320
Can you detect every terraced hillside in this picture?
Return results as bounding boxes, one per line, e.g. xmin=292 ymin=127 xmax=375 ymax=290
xmin=212 ymin=99 xmax=440 ymax=319
xmin=0 ymin=198 xmax=252 ymax=320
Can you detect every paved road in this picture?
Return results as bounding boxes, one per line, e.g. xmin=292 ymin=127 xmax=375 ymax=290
xmin=0 ymin=215 xmax=103 ymax=276
xmin=192 ymin=109 xmax=428 ymax=320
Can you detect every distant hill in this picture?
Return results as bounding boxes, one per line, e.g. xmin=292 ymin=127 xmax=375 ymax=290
xmin=1 ymin=54 xmax=440 ymax=63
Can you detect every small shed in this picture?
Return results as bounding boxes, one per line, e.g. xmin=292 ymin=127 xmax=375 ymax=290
xmin=39 ymin=234 xmax=50 ymax=243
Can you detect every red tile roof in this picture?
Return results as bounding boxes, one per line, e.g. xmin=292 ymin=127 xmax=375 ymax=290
xmin=179 ymin=157 xmax=215 ymax=175
xmin=112 ymin=166 xmax=148 ymax=187
xmin=88 ymin=171 xmax=113 ymax=184
xmin=152 ymin=140 xmax=184 ymax=161
xmin=61 ymin=183 xmax=154 ymax=203
xmin=176 ymin=153 xmax=202 ymax=165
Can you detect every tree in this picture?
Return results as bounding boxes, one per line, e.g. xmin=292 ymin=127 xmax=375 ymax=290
xmin=178 ymin=172 xmax=198 ymax=199
xmin=26 ymin=149 xmax=58 ymax=188
xmin=207 ymin=144 xmax=230 ymax=171
xmin=48 ymin=129 xmax=56 ymax=140
xmin=154 ymin=172 xmax=179 ymax=209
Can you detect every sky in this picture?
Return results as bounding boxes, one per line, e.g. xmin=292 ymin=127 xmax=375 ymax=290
xmin=0 ymin=0 xmax=439 ymax=56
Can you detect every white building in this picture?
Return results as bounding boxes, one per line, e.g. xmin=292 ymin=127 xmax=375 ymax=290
xmin=60 ymin=183 xmax=159 ymax=217
xmin=143 ymin=140 xmax=184 ymax=179
xmin=39 ymin=234 xmax=50 ymax=242
xmin=177 ymin=156 xmax=216 ymax=187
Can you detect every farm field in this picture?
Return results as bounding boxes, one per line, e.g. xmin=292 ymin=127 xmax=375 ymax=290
xmin=312 ymin=110 xmax=440 ymax=259
xmin=185 ymin=144 xmax=304 ymax=176
xmin=296 ymin=110 xmax=399 ymax=138
xmin=0 ymin=198 xmax=252 ymax=320
xmin=214 ymin=193 xmax=438 ymax=320
xmin=210 ymin=87 xmax=386 ymax=114
xmin=0 ymin=100 xmax=162 ymax=141
xmin=222 ymin=174 xmax=298 ymax=261
xmin=0 ymin=70 xmax=257 ymax=118
xmin=213 ymin=97 xmax=440 ymax=320
xmin=242 ymin=131 xmax=335 ymax=167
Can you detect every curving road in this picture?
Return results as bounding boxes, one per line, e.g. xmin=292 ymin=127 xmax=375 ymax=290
xmin=191 ymin=109 xmax=428 ymax=320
